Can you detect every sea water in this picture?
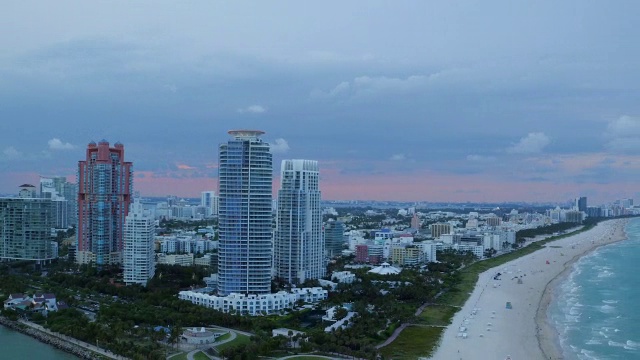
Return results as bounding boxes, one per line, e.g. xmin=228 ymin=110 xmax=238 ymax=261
xmin=550 ymin=218 xmax=640 ymax=359
xmin=0 ymin=325 xmax=78 ymax=359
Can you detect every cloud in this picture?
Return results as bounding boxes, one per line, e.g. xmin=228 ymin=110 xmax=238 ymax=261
xmin=163 ymin=84 xmax=177 ymax=93
xmin=390 ymin=153 xmax=406 ymax=161
xmin=176 ymin=163 xmax=196 ymax=170
xmin=605 ymin=115 xmax=640 ymax=153
xmin=270 ymin=138 xmax=290 ymax=154
xmin=237 ymin=105 xmax=266 ymax=114
xmin=2 ymin=147 xmax=22 ymax=160
xmin=506 ymin=132 xmax=550 ymax=154
xmin=48 ymin=138 xmax=76 ymax=150
xmin=314 ymin=75 xmax=428 ymax=99
xmin=466 ymin=154 xmax=496 ymax=162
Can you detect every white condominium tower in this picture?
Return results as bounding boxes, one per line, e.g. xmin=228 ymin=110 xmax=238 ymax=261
xmin=123 ymin=199 xmax=156 ymax=286
xmin=217 ymin=130 xmax=273 ymax=296
xmin=274 ymin=159 xmax=324 ymax=284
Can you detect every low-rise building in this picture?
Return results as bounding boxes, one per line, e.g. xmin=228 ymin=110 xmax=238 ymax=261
xmin=178 ymin=287 xmax=328 ymax=316
xmin=194 ymin=254 xmax=216 ymax=267
xmin=156 ymin=253 xmax=194 ymax=266
xmin=3 ymin=293 xmax=61 ymax=315
xmin=331 ymin=271 xmax=356 ymax=284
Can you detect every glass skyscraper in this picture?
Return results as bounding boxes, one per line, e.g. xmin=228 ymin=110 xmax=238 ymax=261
xmin=274 ymin=159 xmax=324 ymax=284
xmin=324 ymin=220 xmax=346 ymax=258
xmin=77 ymin=140 xmax=133 ymax=266
xmin=217 ymin=130 xmax=273 ymax=296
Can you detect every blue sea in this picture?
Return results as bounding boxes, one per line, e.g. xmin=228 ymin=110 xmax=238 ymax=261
xmin=550 ymin=218 xmax=640 ymax=359
xmin=0 ymin=325 xmax=78 ymax=359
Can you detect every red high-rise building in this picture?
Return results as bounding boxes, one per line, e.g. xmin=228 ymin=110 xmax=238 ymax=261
xmin=76 ymin=140 xmax=133 ymax=266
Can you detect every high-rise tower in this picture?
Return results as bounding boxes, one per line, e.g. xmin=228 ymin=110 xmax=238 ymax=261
xmin=76 ymin=140 xmax=133 ymax=266
xmin=217 ymin=130 xmax=272 ymax=296
xmin=274 ymin=159 xmax=324 ymax=284
xmin=0 ymin=185 xmax=55 ymax=263
xmin=123 ymin=199 xmax=155 ymax=286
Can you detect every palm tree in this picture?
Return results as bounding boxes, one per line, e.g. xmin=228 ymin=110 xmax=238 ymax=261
xmin=169 ymin=324 xmax=182 ymax=349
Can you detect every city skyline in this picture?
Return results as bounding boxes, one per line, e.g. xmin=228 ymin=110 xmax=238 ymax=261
xmin=1 ymin=2 xmax=640 ymax=204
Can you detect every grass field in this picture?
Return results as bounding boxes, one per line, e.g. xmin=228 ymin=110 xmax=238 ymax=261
xmin=214 ymin=333 xmax=251 ymax=352
xmin=379 ymin=326 xmax=442 ymax=359
xmin=215 ymin=332 xmax=232 ymax=342
xmin=167 ymin=352 xmax=188 ymax=360
xmin=193 ymin=351 xmax=210 ymax=360
xmin=417 ymin=304 xmax=459 ymax=326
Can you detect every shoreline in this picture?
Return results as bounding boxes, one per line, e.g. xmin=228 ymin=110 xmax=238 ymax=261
xmin=536 ymin=219 xmax=628 ymax=360
xmin=0 ymin=317 xmax=92 ymax=359
xmin=430 ymin=218 xmax=628 ymax=360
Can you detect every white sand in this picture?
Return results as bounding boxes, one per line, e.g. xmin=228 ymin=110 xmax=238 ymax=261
xmin=430 ymin=219 xmax=627 ymax=360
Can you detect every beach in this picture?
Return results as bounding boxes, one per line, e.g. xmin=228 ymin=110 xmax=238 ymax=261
xmin=430 ymin=219 xmax=627 ymax=360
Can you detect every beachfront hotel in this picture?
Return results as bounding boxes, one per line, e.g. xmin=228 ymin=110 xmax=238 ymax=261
xmin=273 ymin=159 xmax=325 ymax=285
xmin=217 ymin=130 xmax=273 ymax=296
xmin=76 ymin=140 xmax=133 ymax=266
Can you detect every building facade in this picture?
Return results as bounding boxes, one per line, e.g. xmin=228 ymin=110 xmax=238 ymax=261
xmin=76 ymin=140 xmax=133 ymax=266
xmin=324 ymin=220 xmax=345 ymax=258
xmin=431 ymin=223 xmax=452 ymax=238
xmin=179 ymin=287 xmax=327 ymax=316
xmin=123 ymin=199 xmax=155 ymax=286
xmin=217 ymin=130 xmax=273 ymax=296
xmin=40 ymin=176 xmax=77 ymax=228
xmin=200 ymin=191 xmax=219 ymax=218
xmin=576 ymin=197 xmax=587 ymax=212
xmin=274 ymin=159 xmax=324 ymax=284
xmin=0 ymin=186 xmax=56 ymax=262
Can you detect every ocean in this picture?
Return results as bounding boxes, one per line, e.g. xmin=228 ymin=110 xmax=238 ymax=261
xmin=550 ymin=218 xmax=640 ymax=359
xmin=0 ymin=325 xmax=78 ymax=359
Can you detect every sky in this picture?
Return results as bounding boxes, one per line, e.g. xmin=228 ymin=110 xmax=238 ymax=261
xmin=1 ymin=1 xmax=640 ymax=204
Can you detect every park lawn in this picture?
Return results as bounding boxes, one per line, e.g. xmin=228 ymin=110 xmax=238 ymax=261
xmin=379 ymin=325 xmax=442 ymax=360
xmin=417 ymin=304 xmax=459 ymax=326
xmin=167 ymin=352 xmax=189 ymax=360
xmin=215 ymin=332 xmax=232 ymax=342
xmin=281 ymin=356 xmax=334 ymax=360
xmin=214 ymin=333 xmax=251 ymax=352
xmin=193 ymin=351 xmax=210 ymax=360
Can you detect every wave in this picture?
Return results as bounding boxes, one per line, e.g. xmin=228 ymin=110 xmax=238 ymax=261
xmin=608 ymin=340 xmax=625 ymax=348
xmin=602 ymin=299 xmax=618 ymax=304
xmin=569 ymin=306 xmax=581 ymax=316
xmin=600 ymin=304 xmax=616 ymax=314
xmin=597 ymin=270 xmax=614 ymax=278
xmin=577 ymin=348 xmax=598 ymax=360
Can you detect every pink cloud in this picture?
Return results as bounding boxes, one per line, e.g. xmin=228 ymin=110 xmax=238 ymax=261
xmin=176 ymin=163 xmax=196 ymax=170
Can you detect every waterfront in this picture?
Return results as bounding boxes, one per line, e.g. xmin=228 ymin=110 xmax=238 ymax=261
xmin=0 ymin=324 xmax=78 ymax=360
xmin=550 ymin=218 xmax=640 ymax=359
